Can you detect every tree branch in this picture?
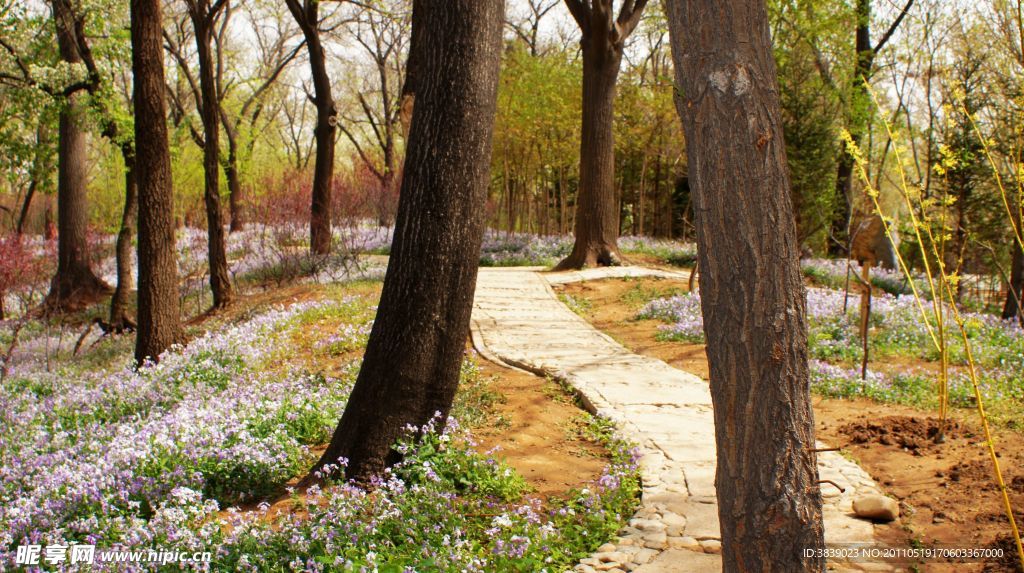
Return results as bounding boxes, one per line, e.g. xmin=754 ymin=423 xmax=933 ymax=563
xmin=616 ymin=0 xmax=648 ymax=41
xmin=874 ymin=0 xmax=914 ymax=54
xmin=563 ymin=0 xmax=589 ymax=30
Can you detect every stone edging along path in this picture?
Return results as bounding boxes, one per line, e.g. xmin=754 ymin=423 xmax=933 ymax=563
xmin=470 ymin=267 xmax=898 ymax=573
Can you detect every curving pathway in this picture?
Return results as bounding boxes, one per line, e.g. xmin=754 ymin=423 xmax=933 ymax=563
xmin=470 ymin=267 xmax=899 ymax=573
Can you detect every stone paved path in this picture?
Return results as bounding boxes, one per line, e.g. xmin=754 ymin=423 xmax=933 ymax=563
xmin=470 ymin=267 xmax=899 ymax=573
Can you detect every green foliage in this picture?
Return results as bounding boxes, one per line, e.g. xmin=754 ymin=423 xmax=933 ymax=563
xmin=450 ymin=356 xmax=507 ymax=429
xmin=559 ymin=292 xmax=593 ymax=316
xmin=394 ymin=430 xmax=529 ymax=502
xmin=769 ymin=0 xmax=848 ymax=253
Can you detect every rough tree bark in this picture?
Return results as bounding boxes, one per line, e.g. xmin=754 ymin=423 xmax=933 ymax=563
xmin=187 ymin=0 xmax=233 ymax=309
xmin=109 ymin=146 xmax=138 ymax=331
xmin=285 ymin=0 xmax=336 ymax=255
xmin=307 ymin=0 xmax=504 ymax=484
xmin=555 ymin=0 xmax=647 ymax=270
xmin=45 ymin=0 xmax=113 ymax=311
xmin=666 ymin=1 xmax=826 ymax=571
xmin=132 ymin=0 xmax=181 ymax=364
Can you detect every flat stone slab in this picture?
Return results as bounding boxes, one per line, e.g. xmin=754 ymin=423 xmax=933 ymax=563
xmin=471 ymin=267 xmax=890 ymax=572
xmin=632 ymin=549 xmax=722 ymax=572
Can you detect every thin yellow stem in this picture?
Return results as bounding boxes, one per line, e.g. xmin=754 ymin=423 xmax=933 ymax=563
xmin=853 ymin=78 xmax=1024 ymax=570
xmin=936 ymin=261 xmax=1023 ymax=571
xmin=962 ymin=102 xmax=1024 ymax=252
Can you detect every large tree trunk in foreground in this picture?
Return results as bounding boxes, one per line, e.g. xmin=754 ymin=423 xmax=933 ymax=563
xmin=285 ymin=0 xmax=336 ymax=256
xmin=667 ymin=2 xmax=826 ymax=571
xmin=109 ymin=147 xmax=139 ymax=330
xmin=132 ymin=0 xmax=181 ymax=364
xmin=308 ymin=0 xmax=504 ymax=484
xmin=556 ymin=0 xmax=648 ymax=270
xmin=46 ymin=0 xmax=112 ymax=311
xmin=191 ymin=3 xmax=233 ymax=309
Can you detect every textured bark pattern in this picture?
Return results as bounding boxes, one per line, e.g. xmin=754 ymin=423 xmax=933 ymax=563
xmin=666 ymin=2 xmax=826 ymax=571
xmin=193 ymin=6 xmax=233 ymax=308
xmin=310 ymin=0 xmax=504 ymax=483
xmin=110 ymin=148 xmax=138 ymax=329
xmin=132 ymin=0 xmax=181 ymax=364
xmin=47 ymin=0 xmax=112 ymax=310
xmin=557 ymin=0 xmax=647 ymax=270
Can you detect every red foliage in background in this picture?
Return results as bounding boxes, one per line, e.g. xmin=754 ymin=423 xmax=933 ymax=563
xmin=0 ymin=234 xmax=53 ymax=320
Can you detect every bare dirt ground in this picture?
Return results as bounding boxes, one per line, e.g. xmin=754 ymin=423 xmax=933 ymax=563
xmin=472 ymin=357 xmax=608 ymax=500
xmin=556 ymin=275 xmax=1024 ymax=573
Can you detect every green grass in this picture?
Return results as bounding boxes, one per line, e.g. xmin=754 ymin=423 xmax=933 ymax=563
xmin=558 ymin=292 xmax=593 ymax=316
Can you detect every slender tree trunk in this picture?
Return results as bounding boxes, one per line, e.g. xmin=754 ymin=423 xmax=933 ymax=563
xmin=17 ymin=181 xmax=38 ymax=237
xmin=224 ymin=126 xmax=246 ymax=232
xmin=652 ymin=153 xmax=663 ymax=237
xmin=307 ymin=0 xmax=504 ymax=484
xmin=309 ymin=91 xmax=335 ymax=255
xmin=667 ymin=1 xmax=826 ymax=571
xmin=193 ymin=10 xmax=233 ymax=308
xmin=830 ymin=0 xmax=874 ymax=256
xmin=46 ymin=0 xmax=112 ymax=310
xmin=283 ymin=0 xmax=337 ymax=257
xmin=18 ymin=122 xmax=52 ymax=236
xmin=638 ymin=154 xmax=647 ymax=236
xmin=132 ymin=0 xmax=181 ymax=364
xmin=109 ymin=147 xmax=138 ymax=330
xmin=559 ymin=167 xmax=567 ymax=234
xmin=1003 ymin=232 xmax=1024 ymax=323
xmin=557 ymin=26 xmax=624 ymax=269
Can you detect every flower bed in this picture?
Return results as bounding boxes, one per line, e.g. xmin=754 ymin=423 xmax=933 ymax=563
xmin=1 ymin=291 xmax=640 ymax=571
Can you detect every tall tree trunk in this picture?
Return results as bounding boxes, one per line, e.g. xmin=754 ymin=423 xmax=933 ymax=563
xmin=309 ymin=87 xmax=336 ymax=255
xmin=667 ymin=1 xmax=826 ymax=571
xmin=132 ymin=0 xmax=181 ymax=364
xmin=109 ymin=147 xmax=138 ymax=330
xmin=307 ymin=0 xmax=504 ymax=484
xmin=556 ymin=0 xmax=647 ymax=269
xmin=46 ymin=0 xmax=112 ymax=311
xmin=283 ymin=0 xmax=338 ymax=256
xmin=192 ymin=7 xmax=232 ymax=308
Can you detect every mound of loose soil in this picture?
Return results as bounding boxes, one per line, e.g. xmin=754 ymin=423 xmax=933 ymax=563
xmin=987 ymin=534 xmax=1024 ymax=573
xmin=840 ymin=416 xmax=970 ymax=453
